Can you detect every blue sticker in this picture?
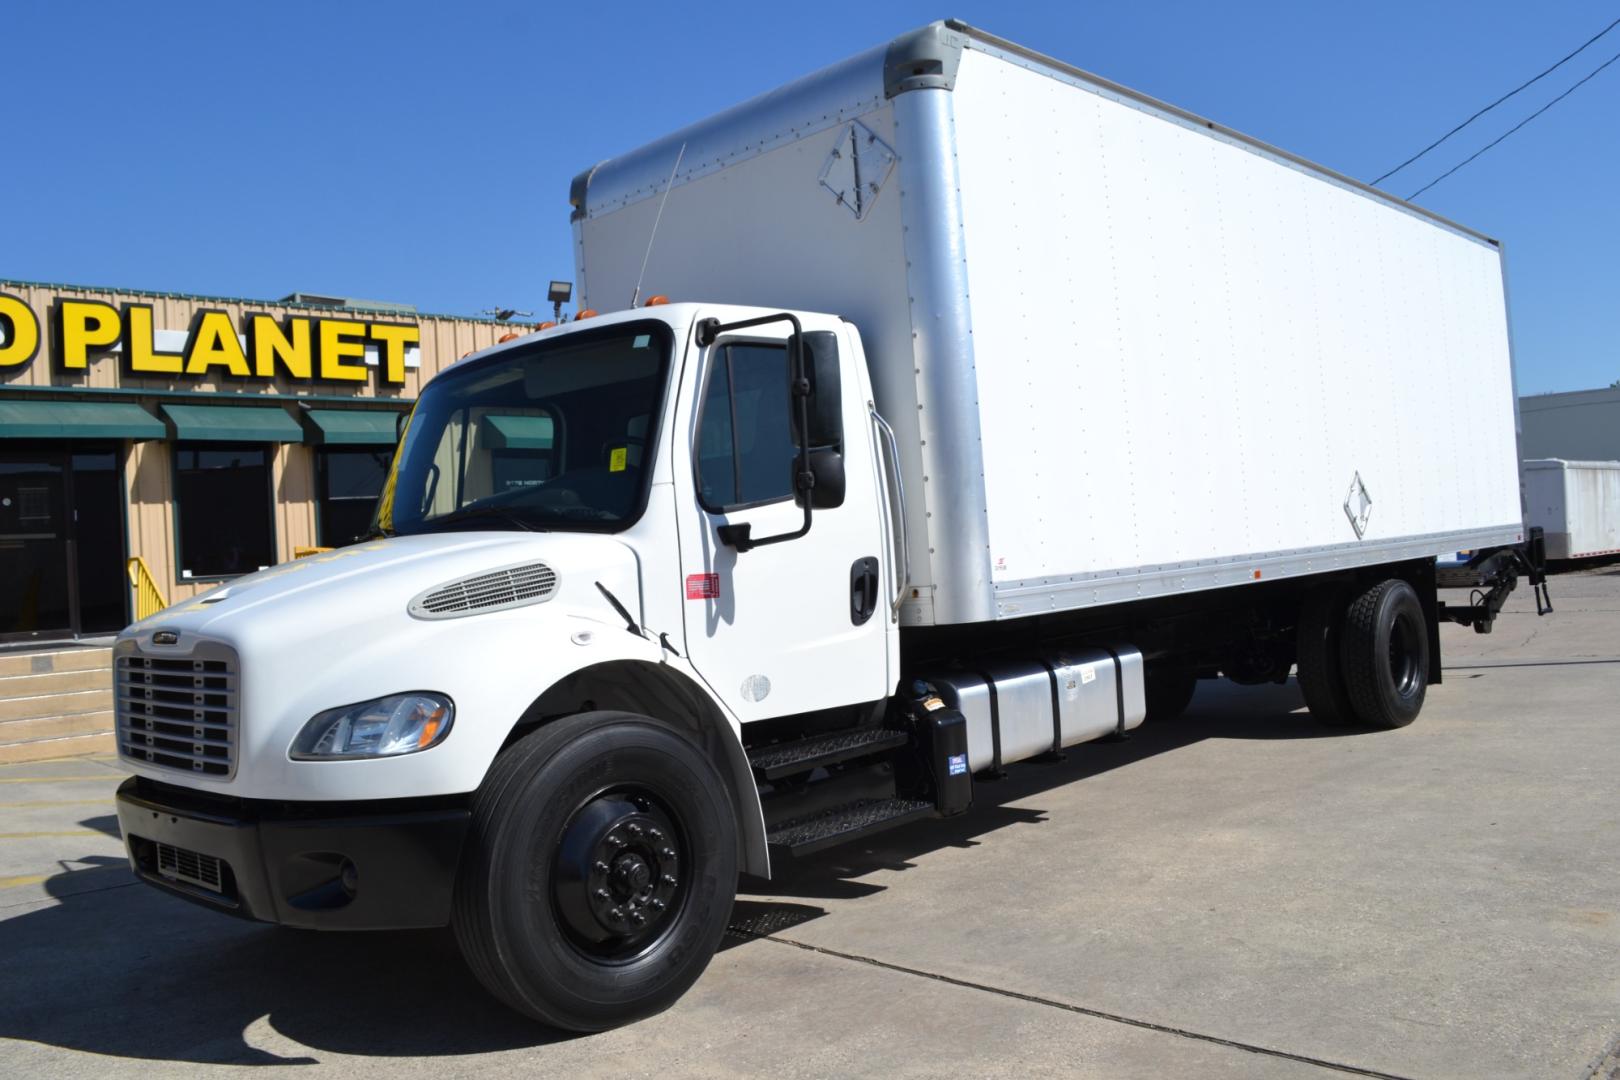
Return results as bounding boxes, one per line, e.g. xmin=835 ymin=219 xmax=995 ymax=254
xmin=947 ymin=753 xmax=968 ymax=776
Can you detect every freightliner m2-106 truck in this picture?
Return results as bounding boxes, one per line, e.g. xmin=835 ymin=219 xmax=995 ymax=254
xmin=114 ymin=22 xmax=1549 ymax=1030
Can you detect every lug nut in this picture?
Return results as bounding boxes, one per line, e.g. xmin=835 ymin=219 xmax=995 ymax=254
xmin=647 ymin=828 xmax=663 ymax=842
xmin=662 ymin=874 xmax=677 ymax=886
xmin=650 ymin=898 xmax=666 ymax=911
xmin=607 ymin=908 xmax=623 ymax=922
xmin=607 ymin=834 xmax=623 ymax=847
xmin=594 ymin=861 xmax=610 ymax=874
xmin=630 ymin=912 xmax=646 ymax=925
xmin=659 ymin=847 xmax=675 ymax=859
xmin=594 ymin=888 xmax=610 ymax=900
xmin=628 ymin=823 xmax=643 ymax=837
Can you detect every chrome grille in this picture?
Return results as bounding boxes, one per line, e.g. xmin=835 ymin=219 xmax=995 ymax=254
xmin=409 ymin=561 xmax=558 ymax=619
xmin=116 ymin=641 xmax=239 ymax=778
xmin=155 ymin=842 xmax=225 ymax=894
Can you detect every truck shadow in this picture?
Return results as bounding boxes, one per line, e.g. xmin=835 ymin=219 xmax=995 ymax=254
xmin=743 ymin=677 xmax=1366 ymax=902
xmin=0 ymin=866 xmax=568 ymax=1065
xmin=0 ymin=679 xmax=1352 ymax=1064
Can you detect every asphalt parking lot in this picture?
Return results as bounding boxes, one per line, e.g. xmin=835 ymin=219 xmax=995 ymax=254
xmin=2 ymin=569 xmax=1617 ymax=1079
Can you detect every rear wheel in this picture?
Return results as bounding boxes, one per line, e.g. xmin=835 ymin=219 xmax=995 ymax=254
xmin=453 ymin=711 xmax=738 ymax=1031
xmin=1296 ymin=586 xmax=1356 ymax=726
xmin=1339 ymin=579 xmax=1429 ymax=729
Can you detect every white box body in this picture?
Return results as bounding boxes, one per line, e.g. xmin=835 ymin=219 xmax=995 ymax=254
xmin=1523 ymin=459 xmax=1620 ymax=560
xmin=572 ymin=22 xmax=1525 ymax=628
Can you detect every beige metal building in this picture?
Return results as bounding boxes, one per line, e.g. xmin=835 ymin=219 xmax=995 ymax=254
xmin=0 ymin=279 xmax=535 ymax=643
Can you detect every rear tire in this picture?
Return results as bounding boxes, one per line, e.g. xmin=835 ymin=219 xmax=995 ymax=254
xmin=453 ymin=711 xmax=738 ymax=1031
xmin=1296 ymin=586 xmax=1356 ymax=726
xmin=1339 ymin=579 xmax=1429 ymax=729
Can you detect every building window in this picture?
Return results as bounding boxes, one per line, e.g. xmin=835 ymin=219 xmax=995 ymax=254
xmin=317 ymin=447 xmax=392 ymax=546
xmin=173 ymin=444 xmax=274 ymax=579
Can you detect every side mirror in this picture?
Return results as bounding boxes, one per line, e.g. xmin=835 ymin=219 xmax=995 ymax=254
xmin=806 ymin=447 xmax=845 ymax=510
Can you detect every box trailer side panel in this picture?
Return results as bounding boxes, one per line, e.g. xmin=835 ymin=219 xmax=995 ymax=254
xmin=948 ymin=44 xmax=1524 ymax=616
xmin=574 ymin=22 xmax=1526 ymax=627
xmin=1524 ymin=459 xmax=1620 ymax=559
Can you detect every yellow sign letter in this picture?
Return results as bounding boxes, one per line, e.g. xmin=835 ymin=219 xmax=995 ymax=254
xmin=0 ymin=293 xmax=40 ymax=368
xmin=247 ymin=314 xmax=313 ymax=380
xmin=123 ymin=304 xmax=184 ymax=375
xmin=368 ymin=322 xmax=419 ymax=386
xmin=184 ymin=311 xmax=251 ymax=377
xmin=317 ymin=319 xmax=369 ymax=382
xmin=54 ymin=299 xmax=121 ymax=370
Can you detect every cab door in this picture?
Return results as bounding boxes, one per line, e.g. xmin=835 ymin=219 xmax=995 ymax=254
xmin=672 ymin=315 xmax=893 ymax=723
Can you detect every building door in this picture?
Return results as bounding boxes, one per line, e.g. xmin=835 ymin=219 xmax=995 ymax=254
xmin=0 ymin=447 xmax=127 ymax=641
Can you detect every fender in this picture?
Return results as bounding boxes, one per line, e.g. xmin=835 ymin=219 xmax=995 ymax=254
xmin=519 ymin=652 xmax=771 ymax=879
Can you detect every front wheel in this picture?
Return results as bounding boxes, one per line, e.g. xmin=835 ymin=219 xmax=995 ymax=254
xmin=453 ymin=711 xmax=739 ymax=1031
xmin=1338 ymin=579 xmax=1429 ymax=729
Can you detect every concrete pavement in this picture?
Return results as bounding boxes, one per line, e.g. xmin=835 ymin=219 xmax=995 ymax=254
xmin=1 ymin=569 xmax=1617 ymax=1078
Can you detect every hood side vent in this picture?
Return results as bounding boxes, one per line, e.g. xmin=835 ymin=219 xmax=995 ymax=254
xmin=409 ymin=561 xmax=558 ymax=620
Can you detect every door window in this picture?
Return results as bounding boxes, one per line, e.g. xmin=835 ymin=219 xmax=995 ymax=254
xmin=695 ymin=343 xmax=798 ymax=511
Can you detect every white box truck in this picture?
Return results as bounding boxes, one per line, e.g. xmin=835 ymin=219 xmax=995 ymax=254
xmin=115 ymin=21 xmax=1549 ymax=1031
xmin=1524 ymin=458 xmax=1620 ymax=560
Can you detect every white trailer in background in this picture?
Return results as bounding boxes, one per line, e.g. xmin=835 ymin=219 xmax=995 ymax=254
xmin=1524 ymin=459 xmax=1620 ymax=560
xmin=115 ymin=21 xmax=1550 ymax=1033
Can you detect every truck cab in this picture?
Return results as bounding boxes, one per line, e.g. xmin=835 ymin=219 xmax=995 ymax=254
xmin=114 ymin=302 xmax=918 ymax=1030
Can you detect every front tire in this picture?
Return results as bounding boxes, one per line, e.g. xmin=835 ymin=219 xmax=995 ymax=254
xmin=1339 ymin=579 xmax=1429 ymax=729
xmin=453 ymin=711 xmax=738 ymax=1031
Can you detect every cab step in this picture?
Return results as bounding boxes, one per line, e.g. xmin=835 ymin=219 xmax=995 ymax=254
xmin=766 ymin=797 xmax=934 ymax=858
xmin=747 ymin=727 xmax=908 ymax=782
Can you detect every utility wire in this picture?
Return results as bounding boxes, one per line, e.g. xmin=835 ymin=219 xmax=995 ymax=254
xmin=1406 ymin=47 xmax=1620 ymax=200
xmin=1371 ymin=14 xmax=1620 ymax=185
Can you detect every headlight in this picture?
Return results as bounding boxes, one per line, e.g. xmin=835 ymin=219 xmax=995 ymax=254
xmin=290 ymin=693 xmax=454 ymax=760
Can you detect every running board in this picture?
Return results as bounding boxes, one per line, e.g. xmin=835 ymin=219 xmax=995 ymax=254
xmin=747 ymin=727 xmax=909 ymax=782
xmin=765 ymin=797 xmax=934 ymax=858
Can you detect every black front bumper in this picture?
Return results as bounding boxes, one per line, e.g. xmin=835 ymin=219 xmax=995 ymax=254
xmin=115 ymin=777 xmax=470 ymax=930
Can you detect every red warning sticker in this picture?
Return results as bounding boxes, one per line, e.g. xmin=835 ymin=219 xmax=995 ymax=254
xmin=685 ymin=573 xmax=720 ymax=600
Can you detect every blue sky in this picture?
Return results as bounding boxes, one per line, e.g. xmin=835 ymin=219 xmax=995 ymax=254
xmin=4 ymin=1 xmax=1616 ymax=394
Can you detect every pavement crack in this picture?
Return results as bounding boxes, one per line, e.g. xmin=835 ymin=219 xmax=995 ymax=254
xmin=734 ymin=929 xmax=1417 ymax=1080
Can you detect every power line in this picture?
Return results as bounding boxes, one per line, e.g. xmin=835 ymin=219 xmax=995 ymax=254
xmin=1406 ymin=47 xmax=1620 ymax=200
xmin=1371 ymin=14 xmax=1620 ymax=185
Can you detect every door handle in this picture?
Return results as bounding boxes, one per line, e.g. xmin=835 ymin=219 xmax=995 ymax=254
xmin=850 ymin=556 xmax=879 ymax=625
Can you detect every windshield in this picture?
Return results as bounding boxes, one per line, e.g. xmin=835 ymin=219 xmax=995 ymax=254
xmin=377 ymin=321 xmax=672 ymax=535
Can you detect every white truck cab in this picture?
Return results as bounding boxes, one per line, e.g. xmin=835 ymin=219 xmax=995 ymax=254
xmin=115 ymin=21 xmax=1549 ymax=1033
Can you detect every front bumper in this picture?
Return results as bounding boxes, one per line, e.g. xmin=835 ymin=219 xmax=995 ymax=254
xmin=115 ymin=777 xmax=470 ymax=930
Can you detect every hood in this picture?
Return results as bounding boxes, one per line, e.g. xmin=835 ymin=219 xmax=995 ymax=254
xmin=125 ymin=531 xmax=641 ymax=645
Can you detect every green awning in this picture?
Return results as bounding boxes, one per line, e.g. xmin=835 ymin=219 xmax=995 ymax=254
xmin=161 ymin=403 xmax=303 ymax=443
xmin=0 ymin=399 xmax=166 ymax=440
xmin=482 ymin=413 xmax=554 ymax=450
xmin=305 ymin=409 xmax=400 ymax=446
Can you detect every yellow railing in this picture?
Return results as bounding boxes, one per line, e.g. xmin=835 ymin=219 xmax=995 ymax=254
xmin=293 ymin=546 xmax=333 ymax=559
xmin=126 ymin=556 xmax=168 ymax=621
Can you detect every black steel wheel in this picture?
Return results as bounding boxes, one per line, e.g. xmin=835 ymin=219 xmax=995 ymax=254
xmin=552 ymin=788 xmax=687 ymax=962
xmin=1296 ymin=585 xmax=1356 ymax=726
xmin=453 ymin=711 xmax=738 ymax=1031
xmin=1338 ymin=579 xmax=1429 ymax=729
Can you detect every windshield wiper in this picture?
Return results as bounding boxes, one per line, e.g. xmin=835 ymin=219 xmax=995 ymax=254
xmin=427 ymin=504 xmax=545 ymax=533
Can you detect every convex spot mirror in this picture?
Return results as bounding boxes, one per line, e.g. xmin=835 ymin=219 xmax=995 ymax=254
xmin=794 ymin=330 xmax=845 ymax=511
